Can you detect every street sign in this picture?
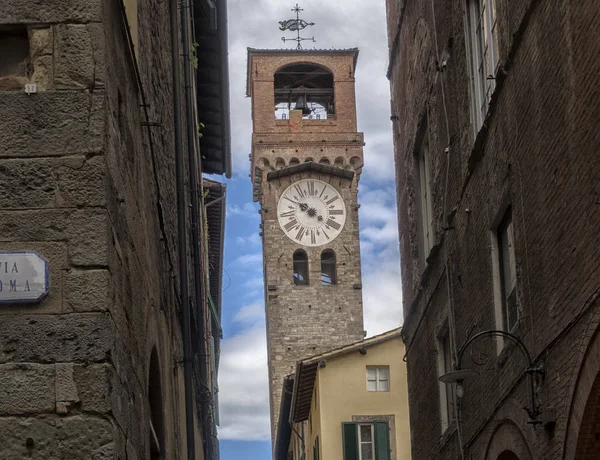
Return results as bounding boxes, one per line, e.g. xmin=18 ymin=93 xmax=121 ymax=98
xmin=0 ymin=251 xmax=50 ymax=304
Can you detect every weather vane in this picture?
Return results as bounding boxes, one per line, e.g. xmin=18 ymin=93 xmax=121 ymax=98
xmin=279 ymin=4 xmax=315 ymax=50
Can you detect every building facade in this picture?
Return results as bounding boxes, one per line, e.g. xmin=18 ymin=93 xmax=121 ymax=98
xmin=247 ymin=48 xmax=366 ymax=440
xmin=386 ymin=0 xmax=600 ymax=459
xmin=0 ymin=0 xmax=230 ymax=459
xmin=274 ymin=328 xmax=411 ymax=460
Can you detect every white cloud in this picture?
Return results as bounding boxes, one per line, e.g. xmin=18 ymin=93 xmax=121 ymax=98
xmin=234 ymin=252 xmax=263 ymax=266
xmin=234 ymin=302 xmax=265 ymax=324
xmin=218 ymin=325 xmax=270 ymax=441
xmin=362 ymin=260 xmax=403 ymax=337
xmin=236 ymin=233 xmax=261 ymax=246
xmin=228 ymin=202 xmax=260 ymax=220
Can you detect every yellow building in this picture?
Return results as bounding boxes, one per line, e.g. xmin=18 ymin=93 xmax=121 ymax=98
xmin=274 ymin=328 xmax=411 ymax=460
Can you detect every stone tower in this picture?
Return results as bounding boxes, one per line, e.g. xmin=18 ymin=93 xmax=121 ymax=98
xmin=247 ymin=48 xmax=366 ymax=439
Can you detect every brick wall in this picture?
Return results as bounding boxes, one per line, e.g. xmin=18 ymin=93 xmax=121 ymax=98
xmin=386 ymin=0 xmax=600 ymax=458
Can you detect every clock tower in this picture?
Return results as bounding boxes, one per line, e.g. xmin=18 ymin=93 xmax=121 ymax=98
xmin=247 ymin=48 xmax=366 ymax=439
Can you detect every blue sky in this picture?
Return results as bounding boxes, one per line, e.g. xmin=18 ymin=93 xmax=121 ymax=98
xmin=216 ymin=1 xmax=402 ymax=458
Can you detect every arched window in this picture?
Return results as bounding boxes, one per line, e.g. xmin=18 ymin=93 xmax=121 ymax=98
xmin=274 ymin=63 xmax=335 ymax=120
xmin=293 ymin=250 xmax=309 ymax=285
xmin=148 ymin=349 xmax=164 ymax=460
xmin=321 ymin=250 xmax=337 ymax=286
xmin=498 ymin=451 xmax=520 ymax=460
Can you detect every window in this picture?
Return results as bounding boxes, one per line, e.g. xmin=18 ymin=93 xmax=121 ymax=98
xmin=321 ymin=250 xmax=337 ymax=285
xmin=342 ymin=421 xmax=390 ymax=460
xmin=493 ymin=210 xmax=517 ymax=332
xmin=293 ymin=250 xmax=309 ymax=285
xmin=437 ymin=330 xmax=455 ymax=432
xmin=465 ymin=0 xmax=499 ymax=130
xmin=366 ymin=366 xmax=389 ymax=392
xmin=415 ymin=122 xmax=434 ymax=271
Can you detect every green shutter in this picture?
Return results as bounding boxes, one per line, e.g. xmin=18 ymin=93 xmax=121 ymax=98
xmin=315 ymin=436 xmax=320 ymax=460
xmin=374 ymin=421 xmax=390 ymax=460
xmin=342 ymin=422 xmax=359 ymax=460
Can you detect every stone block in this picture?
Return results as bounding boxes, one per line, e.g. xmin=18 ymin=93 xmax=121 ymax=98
xmin=30 ymin=54 xmax=53 ymax=91
xmin=73 ymin=363 xmax=112 ymax=413
xmin=0 ymin=241 xmax=67 ymax=315
xmin=0 ymin=0 xmax=102 ymax=24
xmin=65 ymin=269 xmax=110 ymax=312
xmin=68 ymin=209 xmax=109 ymax=266
xmin=55 ymin=363 xmax=79 ymax=413
xmin=54 ymin=24 xmax=97 ymax=89
xmin=0 ymin=313 xmax=112 ymax=364
xmin=53 ymin=155 xmax=106 ymax=207
xmin=0 ymin=158 xmax=55 ymax=208
xmin=0 ymin=91 xmax=104 ymax=157
xmin=0 ymin=415 xmax=114 ymax=459
xmin=0 ymin=209 xmax=70 ymax=242
xmin=28 ymin=27 xmax=53 ymax=59
xmin=0 ymin=363 xmax=55 ymax=414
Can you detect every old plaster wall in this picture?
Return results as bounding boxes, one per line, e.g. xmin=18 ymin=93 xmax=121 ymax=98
xmin=387 ymin=0 xmax=600 ymax=459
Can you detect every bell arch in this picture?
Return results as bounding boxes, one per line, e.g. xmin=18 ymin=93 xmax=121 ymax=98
xmin=484 ymin=420 xmax=532 ymax=460
xmin=274 ymin=62 xmax=335 ymax=120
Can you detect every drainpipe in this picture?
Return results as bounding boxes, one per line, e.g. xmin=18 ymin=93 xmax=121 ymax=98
xmin=169 ymin=1 xmax=196 ymax=459
xmin=180 ymin=0 xmax=213 ymax=458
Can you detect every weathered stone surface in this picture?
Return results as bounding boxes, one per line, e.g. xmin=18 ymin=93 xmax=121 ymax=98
xmin=53 ymin=155 xmax=106 ymax=207
xmin=65 ymin=269 xmax=110 ymax=312
xmin=0 ymin=158 xmax=55 ymax=208
xmin=0 ymin=415 xmax=113 ymax=459
xmin=0 ymin=363 xmax=55 ymax=414
xmin=0 ymin=0 xmax=101 ymax=24
xmin=54 ymin=24 xmax=97 ymax=89
xmin=55 ymin=363 xmax=79 ymax=414
xmin=73 ymin=363 xmax=112 ymax=413
xmin=68 ymin=209 xmax=109 ymax=266
xmin=30 ymin=54 xmax=53 ymax=91
xmin=0 ymin=313 xmax=112 ymax=363
xmin=28 ymin=27 xmax=53 ymax=58
xmin=0 ymin=91 xmax=104 ymax=157
xmin=0 ymin=241 xmax=67 ymax=315
xmin=0 ymin=209 xmax=71 ymax=242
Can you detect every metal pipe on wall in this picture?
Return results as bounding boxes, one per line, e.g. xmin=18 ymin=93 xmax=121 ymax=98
xmin=169 ymin=0 xmax=196 ymax=458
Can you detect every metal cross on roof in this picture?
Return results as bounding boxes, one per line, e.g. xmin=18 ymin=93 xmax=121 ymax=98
xmin=279 ymin=3 xmax=315 ymax=50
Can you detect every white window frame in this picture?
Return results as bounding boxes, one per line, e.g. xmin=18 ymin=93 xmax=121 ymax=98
xmin=358 ymin=423 xmax=375 ymax=460
xmin=491 ymin=210 xmax=518 ymax=353
xmin=366 ymin=366 xmax=390 ymax=392
xmin=415 ymin=122 xmax=434 ymax=272
xmin=465 ymin=0 xmax=499 ymax=132
xmin=437 ymin=328 xmax=455 ymax=433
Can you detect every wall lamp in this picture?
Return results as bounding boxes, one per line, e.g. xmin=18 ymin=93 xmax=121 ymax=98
xmin=439 ymin=330 xmax=545 ymax=425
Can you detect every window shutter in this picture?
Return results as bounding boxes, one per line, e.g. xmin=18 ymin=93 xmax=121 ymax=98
xmin=342 ymin=422 xmax=359 ymax=460
xmin=374 ymin=421 xmax=390 ymax=460
xmin=315 ymin=436 xmax=320 ymax=460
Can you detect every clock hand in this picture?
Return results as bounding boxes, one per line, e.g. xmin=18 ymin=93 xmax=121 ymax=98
xmin=284 ymin=197 xmax=308 ymax=211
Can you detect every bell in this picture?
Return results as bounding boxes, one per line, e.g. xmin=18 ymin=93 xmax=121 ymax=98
xmin=295 ymin=93 xmax=312 ymax=115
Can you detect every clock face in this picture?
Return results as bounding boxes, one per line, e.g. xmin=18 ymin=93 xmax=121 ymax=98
xmin=277 ymin=179 xmax=347 ymax=247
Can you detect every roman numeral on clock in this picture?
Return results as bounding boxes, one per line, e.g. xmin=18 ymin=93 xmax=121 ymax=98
xmin=280 ymin=210 xmax=295 ymax=218
xmin=329 ymin=209 xmax=343 ymax=215
xmin=308 ymin=181 xmax=315 ymax=196
xmin=326 ymin=196 xmax=339 ymax=205
xmin=295 ymin=226 xmax=305 ymax=241
xmin=310 ymin=230 xmax=316 ymax=245
xmin=294 ymin=185 xmax=305 ymax=199
xmin=284 ymin=219 xmax=298 ymax=231
xmin=326 ymin=219 xmax=341 ymax=230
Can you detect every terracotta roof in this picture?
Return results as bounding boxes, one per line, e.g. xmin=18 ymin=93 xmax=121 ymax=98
xmin=289 ymin=327 xmax=404 ymax=424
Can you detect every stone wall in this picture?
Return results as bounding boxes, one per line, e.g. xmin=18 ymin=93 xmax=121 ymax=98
xmin=386 ymin=0 xmax=600 ymax=458
xmin=0 ymin=0 xmax=208 ymax=459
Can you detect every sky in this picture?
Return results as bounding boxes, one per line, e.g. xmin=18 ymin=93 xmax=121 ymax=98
xmin=216 ymin=1 xmax=402 ymax=458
